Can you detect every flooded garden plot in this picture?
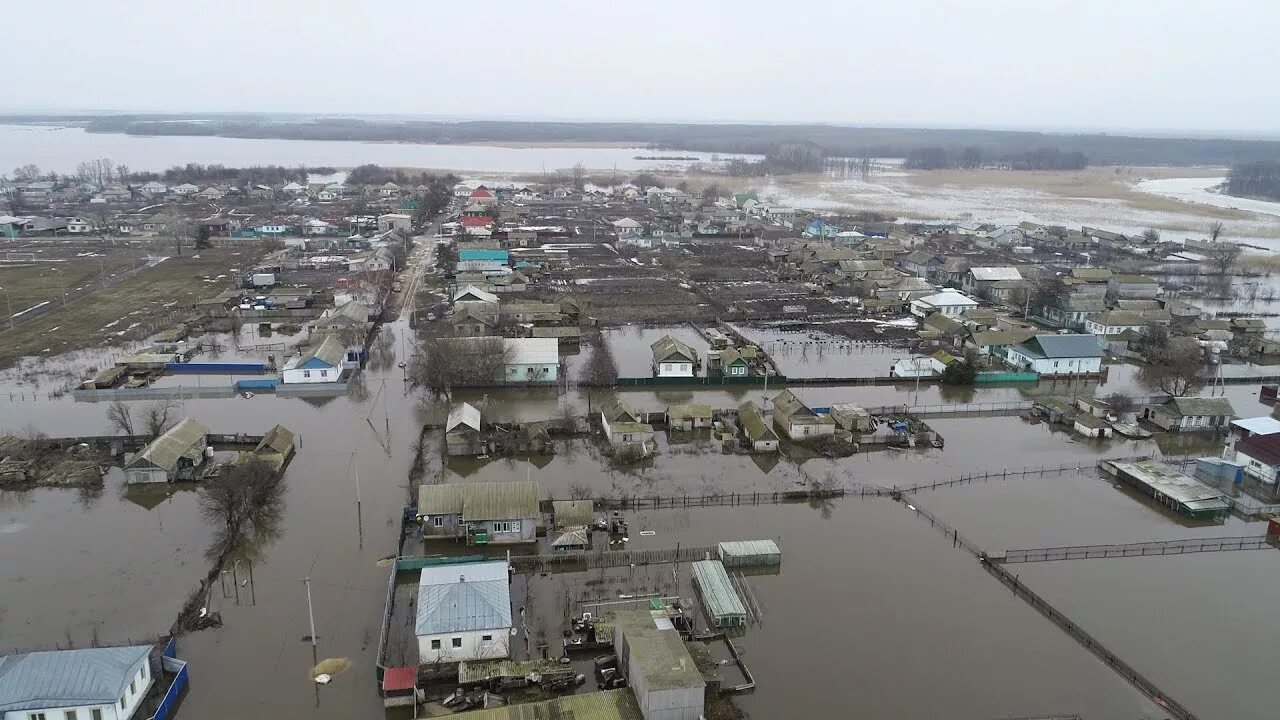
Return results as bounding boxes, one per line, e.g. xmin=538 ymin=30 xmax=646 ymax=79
xmin=1015 ymin=552 xmax=1280 ymax=720
xmin=599 ymin=502 xmax=1158 ymax=719
xmin=730 ymin=323 xmax=912 ymax=378
xmin=603 ymin=325 xmax=712 ymax=378
xmin=0 ymin=472 xmax=210 ymax=653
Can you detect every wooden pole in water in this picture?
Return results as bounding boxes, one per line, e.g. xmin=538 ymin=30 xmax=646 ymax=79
xmin=303 ymin=576 xmax=317 ymax=646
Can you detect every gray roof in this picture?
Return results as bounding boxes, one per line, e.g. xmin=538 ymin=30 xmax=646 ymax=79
xmin=446 ymin=403 xmax=482 ymax=434
xmin=1164 ymin=396 xmax=1235 ymax=418
xmin=771 ymin=389 xmax=814 ymax=420
xmin=552 ymin=500 xmax=594 ymax=529
xmin=692 ymin=560 xmax=748 ymax=621
xmin=651 ymin=335 xmax=696 ymax=364
xmin=416 ymin=561 xmax=512 ymax=635
xmin=125 ymin=417 xmax=208 ymax=471
xmin=417 ymin=481 xmax=539 ymax=521
xmin=296 ymin=334 xmax=346 ymax=369
xmin=254 ymin=424 xmax=295 ymax=455
xmin=738 ymin=401 xmax=777 ymax=442
xmin=0 ymin=645 xmax=150 ymax=712
xmin=1017 ymin=334 xmax=1104 ymax=359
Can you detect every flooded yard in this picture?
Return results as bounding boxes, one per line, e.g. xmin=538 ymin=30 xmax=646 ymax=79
xmin=602 ymin=325 xmax=713 ymax=378
xmin=730 ymin=323 xmax=909 ymax=378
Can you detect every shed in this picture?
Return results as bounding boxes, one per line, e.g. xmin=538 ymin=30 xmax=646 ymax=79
xmin=691 ymin=560 xmax=747 ymax=628
xmin=828 ymin=403 xmax=873 ymax=432
xmin=552 ymin=499 xmax=594 ymax=529
xmin=251 ymin=424 xmax=296 ymax=467
xmin=667 ymin=403 xmax=713 ymax=431
xmin=717 ymin=539 xmax=781 ymax=567
xmin=737 ymin=401 xmax=779 ymax=453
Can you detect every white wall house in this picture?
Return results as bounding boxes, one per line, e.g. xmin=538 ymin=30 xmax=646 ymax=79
xmin=0 ymin=645 xmax=154 ymax=720
xmin=281 ymin=335 xmax=345 ymax=384
xmin=1005 ymin=334 xmax=1103 ymax=375
xmin=909 ymin=290 xmax=979 ymax=318
xmin=65 ymin=216 xmax=92 ymax=233
xmin=651 ymin=336 xmax=697 ymax=378
xmin=415 ymin=561 xmax=512 ymax=665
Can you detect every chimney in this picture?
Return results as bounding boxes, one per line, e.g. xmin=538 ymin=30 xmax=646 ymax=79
xmin=459 ymin=574 xmax=466 ymax=583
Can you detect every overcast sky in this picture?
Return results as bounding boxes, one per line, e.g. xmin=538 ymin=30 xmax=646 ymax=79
xmin=6 ymin=0 xmax=1279 ymax=134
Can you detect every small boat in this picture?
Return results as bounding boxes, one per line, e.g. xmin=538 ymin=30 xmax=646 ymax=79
xmin=1111 ymin=421 xmax=1152 ymax=439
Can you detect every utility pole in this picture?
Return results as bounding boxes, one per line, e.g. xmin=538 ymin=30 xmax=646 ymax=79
xmin=303 ymin=577 xmax=317 ymax=646
xmin=352 ymin=451 xmax=362 ymax=509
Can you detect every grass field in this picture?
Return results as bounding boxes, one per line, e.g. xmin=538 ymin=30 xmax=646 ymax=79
xmin=0 ymin=249 xmax=145 ymax=316
xmin=0 ymin=247 xmax=263 ymax=370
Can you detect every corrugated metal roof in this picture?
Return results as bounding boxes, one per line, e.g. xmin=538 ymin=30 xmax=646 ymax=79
xmin=552 ymin=500 xmax=594 ymax=529
xmin=0 ymin=645 xmax=151 ymax=712
xmin=416 ymin=561 xmax=512 ymax=635
xmin=692 ymin=560 xmax=747 ymax=622
xmin=1166 ymin=396 xmax=1234 ymax=418
xmin=504 ymin=338 xmax=558 ymax=366
xmin=970 ymin=267 xmax=1022 ymax=281
xmin=447 ymin=403 xmax=482 ymax=434
xmin=668 ymin=403 xmax=712 ymax=420
xmin=651 ymin=335 xmax=696 ymax=363
xmin=254 ymin=424 xmax=295 ymax=455
xmin=718 ymin=539 xmax=781 ymax=566
xmin=1231 ymin=417 xmax=1280 ymax=436
xmin=292 ymin=334 xmax=345 ymax=369
xmin=1023 ymin=334 xmax=1104 ymax=359
xmin=417 ymin=481 xmax=539 ymax=521
xmin=125 ymin=417 xmax=208 ymax=472
xmin=771 ymin=389 xmax=813 ymax=420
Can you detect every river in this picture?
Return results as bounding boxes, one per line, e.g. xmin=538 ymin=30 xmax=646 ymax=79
xmin=1136 ymin=176 xmax=1280 ymax=219
xmin=0 ymin=124 xmax=754 ymax=175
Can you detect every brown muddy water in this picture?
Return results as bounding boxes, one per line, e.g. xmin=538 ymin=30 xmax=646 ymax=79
xmin=0 ymin=314 xmax=1274 ymax=718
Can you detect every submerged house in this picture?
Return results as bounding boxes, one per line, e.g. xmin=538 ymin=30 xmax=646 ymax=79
xmin=415 ymin=560 xmax=512 ymax=664
xmin=1143 ymin=397 xmax=1234 ymax=433
xmin=600 ymin=398 xmax=655 ymax=447
xmin=124 ymin=418 xmax=210 ymax=484
xmin=771 ymin=389 xmax=835 ymax=440
xmin=416 ymin=481 xmax=539 ymax=544
xmin=737 ymin=401 xmax=779 ymax=452
xmin=251 ymin=424 xmax=297 ymax=468
xmin=0 ymin=645 xmax=156 ymax=720
xmin=281 ymin=334 xmax=346 ymax=383
xmin=1004 ymin=334 xmax=1103 ymax=376
xmin=651 ymin=335 xmax=698 ymax=378
xmin=667 ymin=403 xmax=713 ymax=431
xmin=445 ymin=402 xmax=485 ymax=456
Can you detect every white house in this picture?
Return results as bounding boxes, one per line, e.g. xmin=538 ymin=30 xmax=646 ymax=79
xmin=281 ymin=334 xmax=346 ymax=384
xmin=1084 ymin=310 xmax=1147 ymax=336
xmin=415 ymin=560 xmax=512 ymax=664
xmin=502 ymin=337 xmax=559 ymax=383
xmin=771 ymin=389 xmax=836 ymax=439
xmin=651 ymin=335 xmax=697 ymax=377
xmin=65 ymin=216 xmax=93 ymax=233
xmin=1233 ymin=432 xmax=1280 ymax=484
xmin=171 ymin=183 xmax=199 ymax=196
xmin=282 ymin=181 xmax=306 ymax=194
xmin=910 ymin=290 xmax=979 ymax=319
xmin=379 ymin=182 xmax=401 ymax=197
xmin=0 ymin=645 xmax=155 ymax=720
xmin=377 ymin=213 xmax=412 ymax=232
xmin=303 ymin=219 xmax=332 ymax=235
xmin=612 ymin=217 xmax=643 ymax=237
xmin=600 ymin=398 xmax=654 ymax=447
xmin=1005 ymin=334 xmax=1103 ymax=376
xmin=140 ymin=181 xmax=167 ymax=195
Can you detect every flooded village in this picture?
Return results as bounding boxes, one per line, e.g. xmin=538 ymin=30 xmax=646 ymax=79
xmin=6 ymin=153 xmax=1280 ymax=720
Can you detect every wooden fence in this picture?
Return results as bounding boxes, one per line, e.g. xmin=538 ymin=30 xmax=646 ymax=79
xmin=509 ymin=544 xmax=718 ymax=574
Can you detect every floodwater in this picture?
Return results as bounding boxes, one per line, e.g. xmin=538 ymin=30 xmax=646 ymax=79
xmin=730 ymin=325 xmax=910 ymax=378
xmin=602 ymin=325 xmax=713 ymax=379
xmin=1136 ymin=176 xmax=1280 ymax=220
xmin=0 ymin=124 xmax=756 ymax=175
xmin=1 ymin=309 xmax=1277 ymax=718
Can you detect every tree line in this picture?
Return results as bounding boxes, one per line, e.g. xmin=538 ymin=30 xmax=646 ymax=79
xmin=25 ymin=113 xmax=1280 ymax=165
xmin=903 ymin=146 xmax=1088 ymax=171
xmin=1225 ymin=160 xmax=1280 ymax=201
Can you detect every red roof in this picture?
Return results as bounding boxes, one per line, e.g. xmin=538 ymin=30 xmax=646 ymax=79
xmin=461 ymin=216 xmax=493 ymax=228
xmin=382 ymin=666 xmax=416 ymax=692
xmin=1236 ymin=433 xmax=1280 ymax=467
xmin=469 ymin=188 xmax=494 ymax=199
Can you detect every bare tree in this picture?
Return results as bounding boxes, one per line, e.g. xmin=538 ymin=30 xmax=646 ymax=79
xmin=1205 ymin=241 xmax=1242 ymax=276
xmin=568 ymin=480 xmax=592 ymax=501
xmin=408 ymin=335 xmax=514 ymax=394
xmin=580 ymin=328 xmax=618 ymax=413
xmin=142 ymin=399 xmax=178 ymax=438
xmin=1102 ymin=392 xmax=1135 ymax=416
xmin=570 ymin=163 xmax=587 ymax=192
xmin=1141 ymin=227 xmax=1161 ymax=244
xmin=1140 ymin=343 xmax=1206 ymax=397
xmin=1208 ymin=221 xmax=1225 ymax=243
xmin=168 ymin=217 xmax=193 ymax=257
xmin=554 ymin=401 xmax=579 ymax=434
xmin=105 ymin=401 xmax=136 ymax=436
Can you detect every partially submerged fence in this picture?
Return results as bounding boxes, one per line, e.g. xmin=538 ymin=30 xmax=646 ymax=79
xmin=999 ymin=535 xmax=1276 ymax=564
xmin=592 ymin=488 xmax=851 ymax=510
xmin=509 ymin=544 xmax=718 ymax=575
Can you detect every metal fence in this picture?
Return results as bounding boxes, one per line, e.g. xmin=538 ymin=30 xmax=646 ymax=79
xmin=591 ymin=488 xmax=853 ymax=510
xmin=1001 ymin=535 xmax=1274 ymax=564
xmin=865 ymin=401 xmax=1035 ymax=418
xmin=509 ymin=544 xmax=717 ymax=574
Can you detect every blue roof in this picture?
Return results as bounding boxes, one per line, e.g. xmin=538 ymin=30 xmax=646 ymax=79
xmin=1015 ymin=333 xmax=1104 ymax=359
xmin=458 ymin=249 xmax=509 ymax=262
xmin=416 ymin=561 xmax=512 ymax=635
xmin=0 ymin=645 xmax=150 ymax=712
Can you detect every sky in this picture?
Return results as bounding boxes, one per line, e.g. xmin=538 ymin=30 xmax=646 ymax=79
xmin=6 ymin=0 xmax=1280 ymax=135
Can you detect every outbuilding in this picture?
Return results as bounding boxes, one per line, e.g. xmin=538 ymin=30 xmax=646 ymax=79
xmin=124 ymin=418 xmax=210 ymax=484
xmin=691 ymin=560 xmax=748 ymax=628
xmin=737 ymin=401 xmax=779 ymax=452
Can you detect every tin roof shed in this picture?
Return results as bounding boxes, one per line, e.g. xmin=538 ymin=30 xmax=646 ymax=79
xmin=691 ymin=560 xmax=747 ymax=628
xmin=717 ymin=539 xmax=781 ymax=567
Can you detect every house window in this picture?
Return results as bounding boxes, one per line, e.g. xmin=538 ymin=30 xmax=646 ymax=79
xmin=120 ymin=697 xmax=126 ymax=710
xmin=130 ymin=680 xmax=136 ymax=695
xmin=141 ymin=664 xmax=147 ymax=681
xmin=431 ymin=639 xmax=441 ymax=650
xmin=433 ymin=516 xmax=444 ymax=527
xmin=452 ymin=637 xmax=463 ymax=648
xmin=320 ymin=370 xmax=328 ymax=378
xmin=482 ymin=634 xmax=493 ymax=641
xmin=29 ymin=713 xmax=47 ymax=720
xmin=303 ymin=370 xmax=311 ymax=378
xmin=65 ymin=712 xmax=77 ymax=720
xmin=92 ymin=711 xmax=102 ymax=720
xmin=493 ymin=521 xmax=512 ymax=533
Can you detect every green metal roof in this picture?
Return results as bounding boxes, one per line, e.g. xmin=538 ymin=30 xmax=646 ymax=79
xmin=692 ymin=559 xmax=747 ymax=623
xmin=417 ymin=481 xmax=539 ymax=521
